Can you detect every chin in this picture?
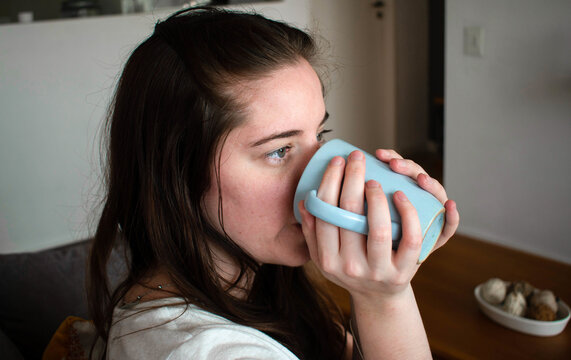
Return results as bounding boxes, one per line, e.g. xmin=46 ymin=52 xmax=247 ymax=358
xmin=272 ymin=243 xmax=310 ymax=267
xmin=284 ymin=244 xmax=311 ymax=267
xmin=268 ymin=224 xmax=310 ymax=266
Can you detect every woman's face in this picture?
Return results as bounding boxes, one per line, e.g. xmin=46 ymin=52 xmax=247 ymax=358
xmin=204 ymin=59 xmax=328 ymax=268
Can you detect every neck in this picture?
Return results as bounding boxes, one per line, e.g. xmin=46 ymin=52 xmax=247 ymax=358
xmin=122 ymin=269 xmax=178 ymax=306
xmin=210 ymin=244 xmax=255 ymax=300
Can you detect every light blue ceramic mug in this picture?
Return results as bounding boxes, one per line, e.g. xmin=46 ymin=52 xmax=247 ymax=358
xmin=293 ymin=139 xmax=445 ymax=262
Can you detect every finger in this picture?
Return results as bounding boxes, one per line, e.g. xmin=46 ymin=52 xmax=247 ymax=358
xmin=417 ymin=173 xmax=448 ymax=204
xmin=339 ymin=151 xmax=366 ymax=214
xmin=388 ymin=158 xmax=427 ymax=181
xmin=338 ymin=151 xmax=368 ymax=274
xmin=315 ymin=156 xmax=345 ymax=269
xmin=316 ymin=156 xmax=345 ymax=200
xmin=375 ymin=149 xmax=404 ymax=163
xmin=300 ymin=202 xmax=342 ymax=285
xmin=298 ymin=201 xmax=319 ymax=262
xmin=364 ymin=180 xmax=393 ymax=271
xmin=392 ymin=191 xmax=423 ymax=271
xmin=433 ymin=200 xmax=459 ymax=250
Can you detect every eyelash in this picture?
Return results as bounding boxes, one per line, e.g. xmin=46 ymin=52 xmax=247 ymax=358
xmin=265 ymin=128 xmax=333 ymax=165
xmin=317 ymin=129 xmax=332 ymax=142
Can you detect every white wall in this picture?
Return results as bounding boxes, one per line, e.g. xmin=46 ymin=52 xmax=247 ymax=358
xmin=1 ymin=0 xmax=393 ymax=253
xmin=0 ymin=13 xmax=166 ymax=253
xmin=445 ymin=0 xmax=571 ymax=263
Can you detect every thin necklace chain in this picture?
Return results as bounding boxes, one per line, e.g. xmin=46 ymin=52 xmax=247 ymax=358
xmin=120 ymin=283 xmax=172 ymax=310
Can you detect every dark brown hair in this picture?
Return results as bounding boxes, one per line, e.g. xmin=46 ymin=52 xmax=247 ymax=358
xmin=88 ymin=7 xmax=345 ymax=359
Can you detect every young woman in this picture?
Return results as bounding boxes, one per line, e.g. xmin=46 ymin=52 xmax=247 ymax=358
xmin=88 ymin=7 xmax=459 ymax=360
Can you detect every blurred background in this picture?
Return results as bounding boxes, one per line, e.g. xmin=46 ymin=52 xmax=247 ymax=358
xmin=1 ymin=0 xmax=569 ymax=265
xmin=0 ymin=1 xmax=269 ymax=24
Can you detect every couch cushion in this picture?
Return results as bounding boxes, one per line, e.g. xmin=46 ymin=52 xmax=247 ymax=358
xmin=0 ymin=239 xmax=126 ymax=359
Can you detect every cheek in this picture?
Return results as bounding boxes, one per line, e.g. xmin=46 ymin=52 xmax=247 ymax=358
xmin=261 ymin=180 xmax=295 ymax=218
xmin=222 ymin=171 xmax=297 ymax=230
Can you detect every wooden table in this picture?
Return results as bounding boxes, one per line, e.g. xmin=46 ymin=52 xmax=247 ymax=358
xmin=317 ymin=234 xmax=571 ymax=359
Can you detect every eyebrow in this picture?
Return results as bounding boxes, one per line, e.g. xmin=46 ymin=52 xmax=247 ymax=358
xmin=250 ymin=111 xmax=330 ymax=147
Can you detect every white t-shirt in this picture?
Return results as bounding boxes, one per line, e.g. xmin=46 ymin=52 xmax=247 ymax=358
xmin=108 ymin=297 xmax=299 ymax=360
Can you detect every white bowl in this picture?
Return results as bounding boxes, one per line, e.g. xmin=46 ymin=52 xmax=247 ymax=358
xmin=474 ymin=284 xmax=570 ymax=336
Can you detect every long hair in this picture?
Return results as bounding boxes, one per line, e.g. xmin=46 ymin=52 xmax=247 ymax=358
xmin=88 ymin=7 xmax=346 ymax=359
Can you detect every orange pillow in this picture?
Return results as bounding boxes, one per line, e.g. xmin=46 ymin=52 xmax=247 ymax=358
xmin=42 ymin=316 xmax=102 ymax=360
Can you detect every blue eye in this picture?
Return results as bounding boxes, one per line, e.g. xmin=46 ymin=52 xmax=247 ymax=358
xmin=266 ymin=146 xmax=290 ymax=161
xmin=272 ymin=147 xmax=287 ymax=158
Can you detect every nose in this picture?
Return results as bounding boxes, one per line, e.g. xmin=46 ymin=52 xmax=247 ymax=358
xmin=289 ymin=140 xmax=322 ymax=220
xmin=294 ymin=140 xmax=321 ymax=186
xmin=307 ymin=140 xmax=322 ymax=164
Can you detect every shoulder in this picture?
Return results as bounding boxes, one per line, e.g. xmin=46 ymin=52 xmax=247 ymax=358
xmin=108 ymin=298 xmax=299 ymax=360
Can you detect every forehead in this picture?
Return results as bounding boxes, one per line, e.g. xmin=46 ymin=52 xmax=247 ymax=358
xmin=232 ymin=60 xmax=325 ymax=137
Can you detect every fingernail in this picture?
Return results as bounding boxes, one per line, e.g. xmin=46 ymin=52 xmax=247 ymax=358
xmin=331 ymin=156 xmax=344 ymax=166
xmin=395 ymin=191 xmax=408 ymax=202
xmin=350 ymin=151 xmax=364 ymax=160
xmin=366 ymin=180 xmax=380 ymax=188
xmin=423 ymin=174 xmax=433 ymax=185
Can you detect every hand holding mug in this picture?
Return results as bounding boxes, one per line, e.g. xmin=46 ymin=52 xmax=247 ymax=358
xmin=294 ymin=139 xmax=456 ymax=262
xmin=296 ymin=139 xmax=459 ymax=298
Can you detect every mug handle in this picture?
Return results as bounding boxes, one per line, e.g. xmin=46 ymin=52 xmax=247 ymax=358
xmin=304 ymin=190 xmax=401 ymax=241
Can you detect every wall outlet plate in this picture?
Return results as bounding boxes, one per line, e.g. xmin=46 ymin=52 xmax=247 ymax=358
xmin=464 ymin=26 xmax=484 ymax=57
